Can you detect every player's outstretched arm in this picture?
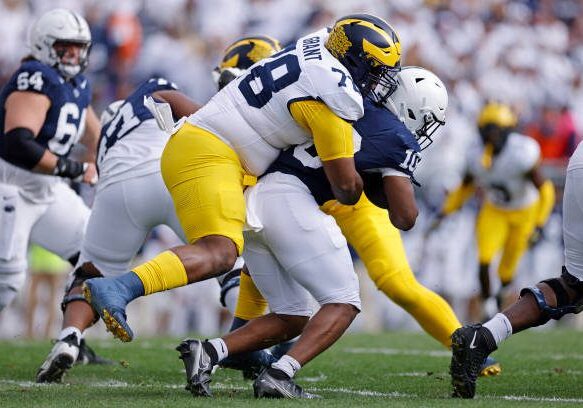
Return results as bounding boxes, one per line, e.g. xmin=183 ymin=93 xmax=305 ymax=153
xmin=152 ymin=90 xmax=200 ymax=119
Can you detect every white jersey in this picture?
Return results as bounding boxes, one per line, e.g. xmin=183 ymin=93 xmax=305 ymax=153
xmin=97 ymin=119 xmax=168 ymax=191
xmin=187 ymin=28 xmax=364 ymax=176
xmin=96 ymin=77 xmax=178 ymax=190
xmin=467 ymin=132 xmax=540 ymax=209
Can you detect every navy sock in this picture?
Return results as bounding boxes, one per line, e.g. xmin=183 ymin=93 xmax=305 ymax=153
xmin=229 ymin=317 xmax=248 ymax=332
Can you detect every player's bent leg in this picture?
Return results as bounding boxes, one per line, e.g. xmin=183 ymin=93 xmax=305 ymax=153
xmin=219 ymin=268 xmax=274 ymax=379
xmin=37 ymin=263 xmax=108 ymax=383
xmin=325 ymin=197 xmax=461 ymax=348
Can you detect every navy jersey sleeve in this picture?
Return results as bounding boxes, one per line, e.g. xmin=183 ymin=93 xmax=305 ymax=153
xmin=11 ymin=61 xmax=63 ymax=97
xmin=354 ymin=100 xmax=421 ymax=178
xmin=128 ymin=77 xmax=179 ymax=122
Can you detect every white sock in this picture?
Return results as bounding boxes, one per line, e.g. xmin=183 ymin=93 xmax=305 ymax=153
xmin=208 ymin=338 xmax=228 ymax=361
xmin=272 ymin=355 xmax=301 ymax=378
xmin=58 ymin=327 xmax=82 ymax=345
xmin=483 ymin=313 xmax=513 ymax=346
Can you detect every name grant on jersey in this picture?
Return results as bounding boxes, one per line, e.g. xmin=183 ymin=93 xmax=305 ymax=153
xmin=302 ymin=36 xmax=322 ymax=61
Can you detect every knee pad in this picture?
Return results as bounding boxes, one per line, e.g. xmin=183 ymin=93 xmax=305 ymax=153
xmin=520 ymin=269 xmax=583 ymax=326
xmin=218 ymin=268 xmax=241 ymax=308
xmin=61 ymin=262 xmax=103 ymax=311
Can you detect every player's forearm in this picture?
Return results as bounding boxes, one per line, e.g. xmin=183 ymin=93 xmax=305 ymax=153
xmin=535 ymin=180 xmax=555 ymax=227
xmin=441 ymin=182 xmax=476 ymax=215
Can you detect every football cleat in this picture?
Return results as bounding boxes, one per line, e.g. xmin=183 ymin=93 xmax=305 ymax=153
xmin=479 ymin=356 xmax=501 ymax=377
xmin=176 ymin=339 xmax=214 ymax=397
xmin=76 ymin=338 xmax=115 ymax=365
xmin=219 ymin=349 xmax=276 ymax=380
xmin=82 ymin=279 xmax=134 ymax=342
xmin=36 ymin=333 xmax=80 ymax=383
xmin=253 ymin=368 xmax=320 ymax=399
xmin=450 ymin=324 xmax=497 ymax=399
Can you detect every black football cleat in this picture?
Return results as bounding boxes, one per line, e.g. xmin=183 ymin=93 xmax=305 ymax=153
xmin=76 ymin=339 xmax=115 ymax=365
xmin=253 ymin=368 xmax=320 ymax=399
xmin=176 ymin=339 xmax=214 ymax=397
xmin=36 ymin=333 xmax=80 ymax=383
xmin=450 ymin=324 xmax=497 ymax=399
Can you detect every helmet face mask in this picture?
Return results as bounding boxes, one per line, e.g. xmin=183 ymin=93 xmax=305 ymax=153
xmin=29 ymin=9 xmax=92 ymax=78
xmin=383 ymin=66 xmax=448 ymax=151
xmin=325 ymin=14 xmax=401 ymax=102
xmin=214 ymin=35 xmax=281 ymax=90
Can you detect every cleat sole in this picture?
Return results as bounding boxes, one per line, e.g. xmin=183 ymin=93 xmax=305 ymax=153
xmin=480 ymin=362 xmax=501 ymax=377
xmin=36 ymin=354 xmax=75 ymax=383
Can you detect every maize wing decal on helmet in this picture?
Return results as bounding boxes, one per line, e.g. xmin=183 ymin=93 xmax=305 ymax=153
xmin=325 ymin=14 xmax=401 ymax=103
xmin=213 ymin=35 xmax=282 ymax=90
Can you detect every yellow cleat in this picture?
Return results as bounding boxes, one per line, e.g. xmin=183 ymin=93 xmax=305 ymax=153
xmin=479 ymin=357 xmax=501 ymax=377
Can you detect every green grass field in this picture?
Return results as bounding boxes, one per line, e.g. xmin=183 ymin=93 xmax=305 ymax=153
xmin=1 ymin=330 xmax=582 ymax=407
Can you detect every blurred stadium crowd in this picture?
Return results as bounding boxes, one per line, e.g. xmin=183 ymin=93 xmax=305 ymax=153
xmin=1 ymin=0 xmax=582 ymax=339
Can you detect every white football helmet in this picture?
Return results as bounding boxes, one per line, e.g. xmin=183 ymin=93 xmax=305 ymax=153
xmin=382 ymin=66 xmax=448 ymax=150
xmin=29 ymin=9 xmax=92 ymax=78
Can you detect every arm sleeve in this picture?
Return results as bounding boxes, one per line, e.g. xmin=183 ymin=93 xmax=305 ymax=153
xmin=289 ymin=99 xmax=354 ymax=161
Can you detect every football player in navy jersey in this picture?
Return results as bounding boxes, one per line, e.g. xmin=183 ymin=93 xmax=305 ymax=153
xmin=0 ymin=9 xmax=99 ymax=315
xmin=176 ymin=67 xmax=456 ymax=399
xmin=35 ymin=77 xmax=199 ymax=383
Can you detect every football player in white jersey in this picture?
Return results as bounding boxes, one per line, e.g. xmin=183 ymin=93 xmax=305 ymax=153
xmin=35 ymin=77 xmax=199 ymax=383
xmin=450 ymin=141 xmax=583 ymax=399
xmin=433 ymin=103 xmax=555 ymax=318
xmin=83 ymin=14 xmax=402 ymax=344
xmin=0 ymin=9 xmax=99 ymax=311
xmin=36 ymin=35 xmax=282 ymax=383
xmin=174 ymin=66 xmax=448 ymax=399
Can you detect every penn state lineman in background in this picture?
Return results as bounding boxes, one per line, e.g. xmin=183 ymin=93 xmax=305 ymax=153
xmin=84 ymin=14 xmax=402 ymax=344
xmin=36 ymin=77 xmax=199 ymax=383
xmin=450 ymin=141 xmax=583 ymax=399
xmin=0 ymin=9 xmax=99 ymax=311
xmin=433 ymin=103 xmax=555 ymax=318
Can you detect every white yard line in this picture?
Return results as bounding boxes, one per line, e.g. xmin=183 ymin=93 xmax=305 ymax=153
xmin=343 ymin=347 xmax=451 ymax=358
xmin=3 ymin=379 xmax=583 ymax=403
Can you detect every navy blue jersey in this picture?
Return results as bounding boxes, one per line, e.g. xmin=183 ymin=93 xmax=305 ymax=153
xmin=0 ymin=60 xmax=92 ymax=157
xmin=97 ymin=77 xmax=178 ymax=162
xmin=267 ymin=99 xmax=421 ymax=205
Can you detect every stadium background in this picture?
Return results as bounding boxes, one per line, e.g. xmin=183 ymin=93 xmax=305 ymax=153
xmin=0 ymin=0 xmax=582 ymax=339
